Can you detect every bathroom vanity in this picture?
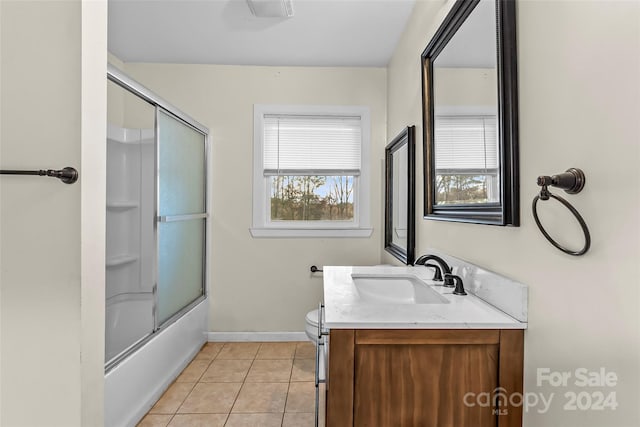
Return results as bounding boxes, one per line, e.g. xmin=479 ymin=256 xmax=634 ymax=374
xmin=321 ymin=263 xmax=527 ymax=427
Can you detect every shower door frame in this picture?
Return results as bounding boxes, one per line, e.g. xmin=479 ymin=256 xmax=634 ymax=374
xmin=106 ymin=65 xmax=210 ymax=372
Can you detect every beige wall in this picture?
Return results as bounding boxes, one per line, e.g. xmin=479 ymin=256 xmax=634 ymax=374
xmin=107 ymin=53 xmax=125 ymax=127
xmin=386 ymin=0 xmax=640 ymax=426
xmin=0 ymin=1 xmax=106 ymax=425
xmin=434 ymin=67 xmax=497 ymax=107
xmin=80 ymin=1 xmax=107 ymax=424
xmin=121 ymin=63 xmax=387 ymax=332
xmin=2 ymin=0 xmax=635 ymax=425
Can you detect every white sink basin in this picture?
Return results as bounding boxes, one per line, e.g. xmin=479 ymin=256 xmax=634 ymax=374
xmin=351 ymin=274 xmax=450 ymax=305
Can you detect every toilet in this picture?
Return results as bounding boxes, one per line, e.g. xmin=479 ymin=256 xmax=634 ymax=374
xmin=304 ymin=308 xmax=326 ymax=379
xmin=305 ymin=265 xmax=393 ymax=342
xmin=305 ymin=265 xmax=391 ymax=378
xmin=305 ymin=308 xmax=321 ymax=343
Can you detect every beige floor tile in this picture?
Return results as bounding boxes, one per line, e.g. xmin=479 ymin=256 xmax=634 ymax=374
xmin=149 ymin=382 xmax=196 ymax=414
xmin=232 ymin=382 xmax=289 ymax=413
xmin=295 ymin=341 xmax=315 ymax=359
xmin=245 ymin=359 xmax=292 ymax=383
xmin=140 ymin=342 xmax=324 ymax=424
xmin=225 ymin=413 xmax=283 ymax=427
xmin=167 ymin=414 xmax=227 ymax=427
xmin=256 ymin=342 xmax=297 ymax=359
xmin=175 ymin=359 xmax=211 ymax=383
xmin=136 ymin=414 xmax=172 ymax=427
xmin=177 ymin=382 xmax=241 ymax=414
xmin=283 ymin=412 xmax=315 ymax=427
xmin=216 ymin=342 xmax=260 ymax=359
xmin=200 ymin=358 xmax=252 ymax=383
xmin=193 ymin=342 xmax=224 ymax=361
xmin=291 ymin=358 xmax=315 ymax=382
xmin=285 ymin=382 xmax=315 ymax=413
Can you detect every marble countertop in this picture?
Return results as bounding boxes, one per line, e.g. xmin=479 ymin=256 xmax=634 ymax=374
xmin=323 ymin=265 xmax=527 ymax=329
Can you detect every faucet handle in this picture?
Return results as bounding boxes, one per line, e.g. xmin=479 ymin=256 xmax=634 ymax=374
xmin=442 ymin=272 xmax=455 ymax=288
xmin=424 ymin=263 xmax=443 ymax=281
xmin=445 ymin=274 xmax=467 ymax=296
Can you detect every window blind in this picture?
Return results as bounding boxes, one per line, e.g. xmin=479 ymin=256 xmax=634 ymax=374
xmin=263 ymin=114 xmax=362 ymax=176
xmin=434 ymin=116 xmax=498 ymax=171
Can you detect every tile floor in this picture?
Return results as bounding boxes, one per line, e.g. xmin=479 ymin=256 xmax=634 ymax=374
xmin=137 ymin=341 xmax=320 ymax=427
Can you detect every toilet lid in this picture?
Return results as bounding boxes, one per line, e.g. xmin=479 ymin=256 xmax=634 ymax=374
xmin=305 ymin=309 xmax=319 ymax=326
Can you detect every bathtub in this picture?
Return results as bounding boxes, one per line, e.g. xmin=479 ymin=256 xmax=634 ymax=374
xmin=105 ymin=293 xmax=154 ymax=362
xmin=104 ymin=297 xmax=208 ymax=427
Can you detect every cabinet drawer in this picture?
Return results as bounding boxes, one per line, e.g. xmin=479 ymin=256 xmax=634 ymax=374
xmin=355 ymin=329 xmax=500 ymax=345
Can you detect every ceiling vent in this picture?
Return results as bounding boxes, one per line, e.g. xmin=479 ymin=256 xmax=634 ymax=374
xmin=246 ymin=0 xmax=294 ymax=18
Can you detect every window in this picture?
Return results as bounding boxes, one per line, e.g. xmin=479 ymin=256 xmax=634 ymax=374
xmin=434 ymin=115 xmax=500 ymax=205
xmin=251 ymin=105 xmax=372 ymax=238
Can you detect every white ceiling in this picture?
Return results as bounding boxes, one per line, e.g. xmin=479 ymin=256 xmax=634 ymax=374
xmin=434 ymin=0 xmax=496 ymax=68
xmin=108 ymin=0 xmax=417 ymax=67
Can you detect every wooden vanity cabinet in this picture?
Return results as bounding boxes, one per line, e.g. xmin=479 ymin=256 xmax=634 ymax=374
xmin=325 ymin=329 xmax=524 ymax=427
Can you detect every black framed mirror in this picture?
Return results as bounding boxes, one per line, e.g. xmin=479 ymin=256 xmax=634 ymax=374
xmin=421 ymin=0 xmax=519 ymax=225
xmin=385 ymin=126 xmax=415 ymax=265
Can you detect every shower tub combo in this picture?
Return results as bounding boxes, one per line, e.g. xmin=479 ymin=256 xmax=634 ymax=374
xmin=105 ymin=66 xmax=210 ymax=427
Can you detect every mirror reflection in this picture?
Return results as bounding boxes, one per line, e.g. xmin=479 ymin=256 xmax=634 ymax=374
xmin=392 ymin=143 xmax=409 ymax=248
xmin=385 ymin=126 xmax=415 ymax=265
xmin=422 ymin=0 xmax=519 ymax=225
xmin=433 ymin=0 xmax=498 ymax=206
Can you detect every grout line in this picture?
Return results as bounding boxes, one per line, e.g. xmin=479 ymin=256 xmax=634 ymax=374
xmin=228 ymin=347 xmax=259 ymax=417
xmin=222 ymin=342 xmax=241 ymax=425
xmin=239 ymin=358 xmax=252 ymax=383
xmin=281 ymin=355 xmax=295 ymax=422
xmin=192 ymin=360 xmax=213 ymax=383
xmin=210 ymin=342 xmax=224 ymax=361
xmin=141 ymin=342 xmax=315 ymax=426
xmin=173 ymin=381 xmax=198 ymax=415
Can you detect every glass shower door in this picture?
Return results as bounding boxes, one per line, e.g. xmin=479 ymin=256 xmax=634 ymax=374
xmin=105 ymin=80 xmax=156 ymax=366
xmin=156 ymin=109 xmax=208 ymax=326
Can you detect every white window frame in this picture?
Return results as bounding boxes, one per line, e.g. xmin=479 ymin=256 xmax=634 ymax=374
xmin=250 ymin=104 xmax=372 ymax=238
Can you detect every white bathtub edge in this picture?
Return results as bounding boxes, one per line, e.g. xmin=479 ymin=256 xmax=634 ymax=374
xmin=105 ymin=299 xmax=208 ymax=427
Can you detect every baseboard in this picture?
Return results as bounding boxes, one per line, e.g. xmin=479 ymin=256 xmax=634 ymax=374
xmin=207 ymin=331 xmax=310 ymax=342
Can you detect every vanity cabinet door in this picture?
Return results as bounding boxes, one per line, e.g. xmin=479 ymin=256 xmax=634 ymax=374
xmin=326 ymin=329 xmax=524 ymax=427
xmin=354 ymin=330 xmax=499 ymax=427
xmin=326 ymin=329 xmax=355 ymax=427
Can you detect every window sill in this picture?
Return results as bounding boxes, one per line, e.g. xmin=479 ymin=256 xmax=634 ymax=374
xmin=249 ymin=227 xmax=373 ymax=238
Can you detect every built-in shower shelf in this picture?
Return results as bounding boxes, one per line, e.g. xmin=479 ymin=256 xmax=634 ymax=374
xmin=106 ymin=254 xmax=139 ymax=268
xmin=107 ymin=137 xmax=154 ymax=146
xmin=107 ymin=125 xmax=155 ymax=145
xmin=107 ymin=201 xmax=139 ymax=211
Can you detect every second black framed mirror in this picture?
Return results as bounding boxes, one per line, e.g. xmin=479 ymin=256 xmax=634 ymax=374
xmin=421 ymin=0 xmax=519 ymax=226
xmin=385 ymin=126 xmax=415 ymax=265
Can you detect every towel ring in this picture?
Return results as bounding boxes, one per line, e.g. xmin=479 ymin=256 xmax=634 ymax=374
xmin=532 ymin=168 xmax=591 ymax=256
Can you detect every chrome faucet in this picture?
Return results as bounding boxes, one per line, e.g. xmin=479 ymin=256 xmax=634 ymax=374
xmin=415 ymin=254 xmax=455 ymax=287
